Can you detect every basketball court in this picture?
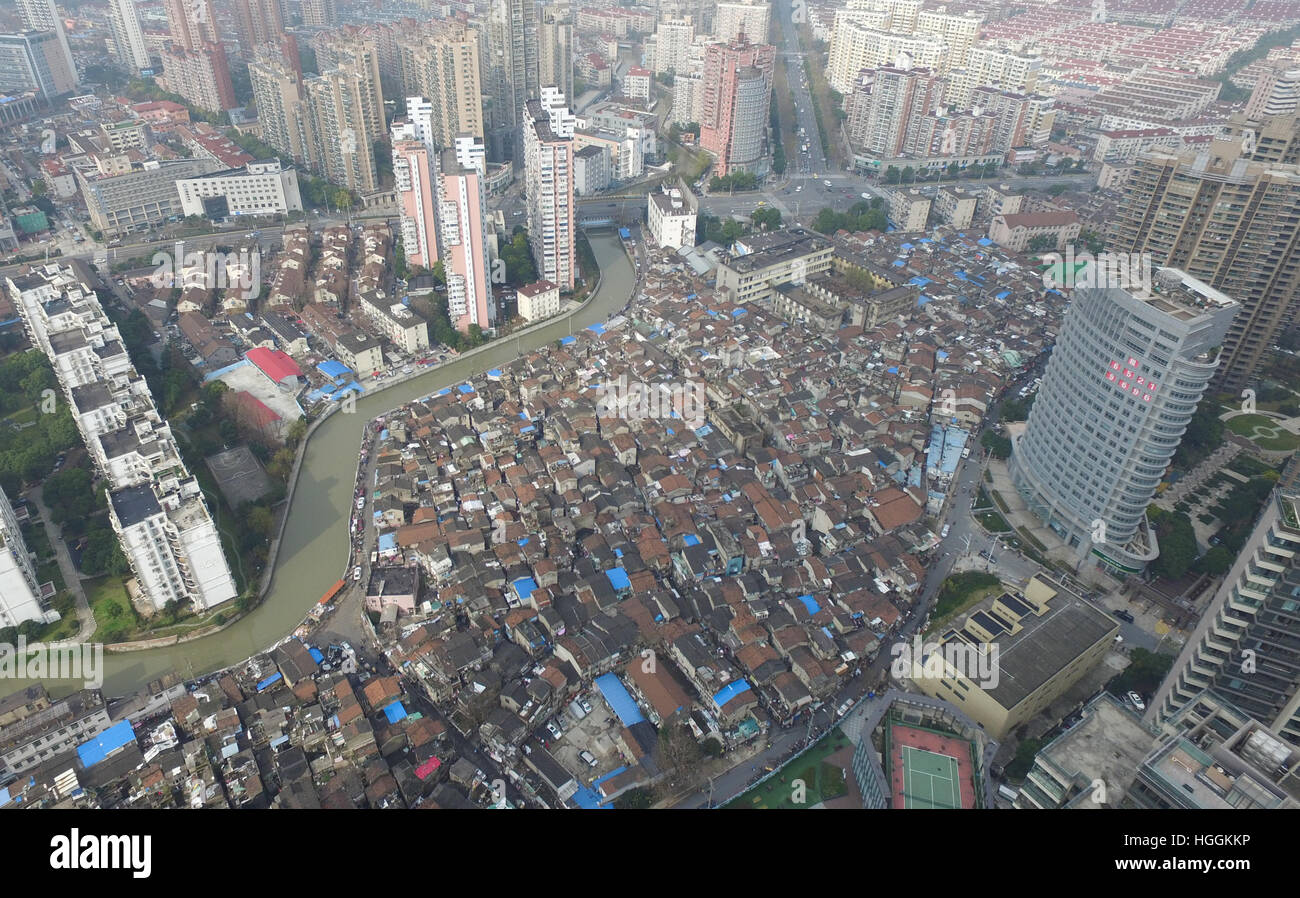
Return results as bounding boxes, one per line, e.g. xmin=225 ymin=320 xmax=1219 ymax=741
xmin=205 ymin=445 xmax=273 ymax=507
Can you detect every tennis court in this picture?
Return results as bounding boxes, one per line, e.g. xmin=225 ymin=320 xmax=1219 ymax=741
xmin=888 ymin=722 xmax=978 ymax=808
xmin=901 ymin=746 xmax=961 ymax=809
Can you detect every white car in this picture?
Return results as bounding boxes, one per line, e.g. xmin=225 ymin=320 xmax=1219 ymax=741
xmin=1127 ymin=691 xmax=1146 ymax=711
xmin=352 ymin=565 xmax=362 ymax=581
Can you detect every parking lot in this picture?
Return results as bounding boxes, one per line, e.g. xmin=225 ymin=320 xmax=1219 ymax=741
xmin=546 ymin=693 xmax=625 ymax=783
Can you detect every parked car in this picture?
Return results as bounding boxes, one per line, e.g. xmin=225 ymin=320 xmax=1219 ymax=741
xmin=352 ymin=565 xmax=362 ymax=581
xmin=580 ymin=750 xmax=598 ymax=768
xmin=1114 ymin=609 xmax=1135 ymax=623
xmin=1127 ymin=691 xmax=1146 ymax=711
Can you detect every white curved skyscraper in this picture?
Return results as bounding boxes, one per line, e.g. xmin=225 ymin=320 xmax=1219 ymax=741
xmin=1009 ymin=268 xmax=1239 ymax=575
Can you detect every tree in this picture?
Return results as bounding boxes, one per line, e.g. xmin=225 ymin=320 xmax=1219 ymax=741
xmin=1147 ymin=509 xmax=1196 ymax=580
xmin=43 ymin=468 xmax=96 ymax=524
xmin=500 ymin=232 xmax=538 ymax=286
xmin=286 ymin=417 xmax=308 ymax=449
xmin=1196 ymin=546 xmax=1233 ymax=576
xmin=884 ymin=166 xmax=902 ymax=185
xmin=812 ymin=202 xmax=887 ymax=236
xmin=614 ymin=787 xmax=655 ymax=809
xmin=80 ymin=527 xmax=128 ymax=576
xmin=981 ymin=430 xmax=1011 ymax=459
xmin=1108 ymin=648 xmax=1175 ymax=697
xmin=1172 ymin=400 xmax=1225 ymax=469
xmin=1006 ymin=738 xmax=1043 ymax=780
xmin=1001 ymin=397 xmax=1032 ymax=422
xmin=658 ymin=714 xmax=703 ymax=783
xmin=1027 ymin=234 xmax=1057 ymax=253
xmin=751 ymin=206 xmax=781 ymax=230
xmin=1079 ymin=229 xmax=1105 ymax=254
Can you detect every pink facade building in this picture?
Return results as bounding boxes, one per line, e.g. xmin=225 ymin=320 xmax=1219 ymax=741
xmin=438 ymin=147 xmax=494 ymax=331
xmin=392 ymin=128 xmax=439 ymax=271
xmin=698 ymin=39 xmax=775 ymax=176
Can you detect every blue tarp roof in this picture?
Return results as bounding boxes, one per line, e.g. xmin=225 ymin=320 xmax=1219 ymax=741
xmin=732 ymin=308 xmax=747 ymax=317
xmin=606 ymin=567 xmax=631 ymax=591
xmin=257 ymin=671 xmax=283 ymax=691
xmin=683 ymin=533 xmax=700 ymax=546
xmin=797 ymin=594 xmax=821 ymax=615
xmin=383 ymin=701 xmax=408 ymax=724
xmin=560 ymin=336 xmax=577 ymax=345
xmin=908 ymin=276 xmax=931 ymax=286
xmin=571 ymin=786 xmax=613 ymax=809
xmin=977 ymin=237 xmax=993 ymax=246
xmin=513 ymin=577 xmax=538 ymax=600
xmin=317 ymin=359 xmax=352 ymax=379
xmin=378 ymin=533 xmax=397 ymax=551
xmin=309 ymin=647 xmax=324 ymax=664
xmin=712 ymin=679 xmax=752 ymax=709
xmin=926 ymin=423 xmax=970 ymax=474
xmin=487 ymin=368 xmax=502 ymax=377
xmin=595 ymin=673 xmax=646 ymax=727
xmin=76 ymin=720 xmax=135 ymax=768
xmin=587 ymin=322 xmax=606 ymax=335
xmin=619 ymin=227 xmax=631 ymax=238
xmin=892 ymin=259 xmax=905 ymax=267
xmin=995 ymin=290 xmax=1011 ymax=299
xmin=458 ymin=383 xmax=475 ymax=394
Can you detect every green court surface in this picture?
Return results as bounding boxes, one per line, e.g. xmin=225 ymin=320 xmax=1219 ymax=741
xmin=901 ymin=746 xmax=960 ymax=809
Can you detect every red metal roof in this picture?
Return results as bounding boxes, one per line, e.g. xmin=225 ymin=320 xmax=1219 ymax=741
xmin=246 ymin=346 xmax=303 ymax=383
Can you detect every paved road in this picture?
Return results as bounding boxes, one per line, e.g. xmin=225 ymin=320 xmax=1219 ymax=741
xmin=775 ymin=0 xmax=828 ymax=181
xmin=25 ymin=483 xmax=97 ymax=643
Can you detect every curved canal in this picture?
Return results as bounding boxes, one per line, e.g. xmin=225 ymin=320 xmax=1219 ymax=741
xmin=88 ymin=230 xmax=637 ymax=696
